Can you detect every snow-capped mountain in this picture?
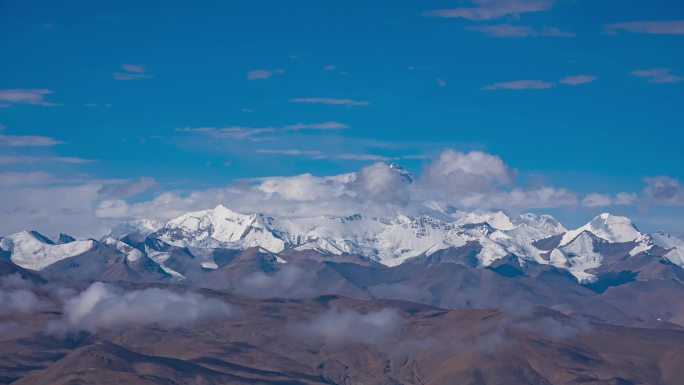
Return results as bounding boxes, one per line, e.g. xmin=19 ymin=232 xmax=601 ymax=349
xmin=0 ymin=231 xmax=95 ymax=271
xmin=151 ymin=205 xmax=570 ymax=267
xmin=559 ymin=213 xmax=642 ymax=246
xmin=2 ymin=206 xmax=683 ymax=285
xmin=108 ymin=218 xmax=165 ymax=238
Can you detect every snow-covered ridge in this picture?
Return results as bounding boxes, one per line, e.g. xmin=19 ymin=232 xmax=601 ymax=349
xmin=150 ymin=205 xmax=570 ymax=267
xmin=3 ymin=207 xmax=682 ymax=284
xmin=0 ymin=231 xmax=95 ymax=271
xmin=559 ymin=213 xmax=641 ymax=246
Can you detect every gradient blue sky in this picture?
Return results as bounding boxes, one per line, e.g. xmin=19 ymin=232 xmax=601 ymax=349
xmin=1 ymin=0 xmax=683 ymax=236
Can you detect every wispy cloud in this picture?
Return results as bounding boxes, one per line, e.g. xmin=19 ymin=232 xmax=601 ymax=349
xmin=282 ymin=121 xmax=349 ymax=131
xmin=484 ymin=75 xmax=596 ymax=90
xmin=112 ymin=64 xmax=152 ymax=80
xmin=423 ymin=0 xmax=555 ymax=21
xmin=465 ymin=24 xmax=574 ymax=38
xmin=643 ymin=176 xmax=684 ymax=206
xmin=334 ymin=153 xmax=394 ymax=161
xmin=257 ymin=149 xmax=326 ymax=158
xmin=177 ymin=126 xmax=277 ymax=141
xmin=290 ymin=97 xmax=370 ymax=106
xmin=47 ymin=282 xmax=235 ymax=334
xmin=605 ymin=20 xmax=684 ymax=35
xmin=631 ymin=68 xmax=683 ymax=83
xmin=98 ymin=177 xmax=156 ymax=197
xmin=0 ymin=89 xmax=59 ymax=107
xmin=559 ymin=75 xmax=598 ymax=85
xmin=322 ymin=65 xmax=336 ymax=71
xmin=436 ymin=78 xmax=447 ymax=87
xmin=0 ymin=156 xmax=95 ymax=164
xmin=483 ymin=80 xmax=554 ymax=90
xmin=0 ymin=133 xmax=64 ymax=146
xmin=247 ymin=68 xmax=285 ymax=80
xmin=178 ymin=121 xmax=348 ymax=142
xmin=288 ymin=307 xmax=403 ymax=345
xmin=255 ymin=150 xmax=392 ymax=161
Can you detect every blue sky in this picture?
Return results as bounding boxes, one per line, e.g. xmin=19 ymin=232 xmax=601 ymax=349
xmin=1 ymin=0 xmax=684 ymax=236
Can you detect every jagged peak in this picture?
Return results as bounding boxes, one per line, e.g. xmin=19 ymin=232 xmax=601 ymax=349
xmin=560 ymin=212 xmax=641 ymax=246
xmin=389 ymin=162 xmax=414 ymax=183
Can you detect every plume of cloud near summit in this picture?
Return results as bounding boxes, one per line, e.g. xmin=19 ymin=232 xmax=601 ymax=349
xmin=423 ymin=0 xmax=555 ymax=21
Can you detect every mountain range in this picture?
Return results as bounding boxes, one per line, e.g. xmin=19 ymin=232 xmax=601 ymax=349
xmin=2 ymin=205 xmax=684 ymax=384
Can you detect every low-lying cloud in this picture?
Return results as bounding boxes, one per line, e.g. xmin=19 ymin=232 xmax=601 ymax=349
xmin=47 ymin=282 xmax=235 ymax=333
xmin=236 ymin=266 xmax=318 ymax=299
xmin=289 ymin=307 xmax=403 ymax=345
xmin=0 ymin=288 xmax=45 ymax=315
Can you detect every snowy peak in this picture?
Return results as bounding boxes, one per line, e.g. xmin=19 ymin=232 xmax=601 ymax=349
xmin=457 ymin=211 xmax=515 ymax=231
xmin=57 ymin=233 xmax=76 ymax=244
xmin=155 ymin=204 xmax=285 ymax=252
xmin=109 ymin=218 xmax=165 ymax=238
xmin=389 ymin=162 xmax=414 ymax=183
xmin=0 ymin=231 xmax=95 ymax=271
xmin=650 ymin=231 xmax=684 ymax=249
xmin=517 ymin=213 xmax=567 ymax=235
xmin=649 ymin=231 xmax=684 ymax=269
xmin=560 ymin=213 xmax=642 ymax=246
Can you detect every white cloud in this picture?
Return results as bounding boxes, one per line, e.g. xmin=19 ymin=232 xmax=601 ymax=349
xmin=0 ymin=89 xmax=59 ymax=107
xmin=350 ymin=162 xmax=410 ymax=204
xmin=236 ymin=266 xmax=318 ymax=298
xmin=465 ymin=25 xmax=574 ymax=38
xmin=289 ymin=307 xmax=403 ymax=345
xmin=631 ymin=68 xmax=683 ymax=84
xmin=334 ymin=153 xmax=394 ymax=161
xmin=643 ymin=176 xmax=684 ymax=206
xmin=177 ymin=126 xmax=276 ymax=141
xmin=290 ymin=97 xmax=370 ymax=106
xmin=559 ymin=75 xmax=598 ymax=85
xmin=0 ymin=156 xmax=95 ymax=164
xmin=615 ymin=192 xmax=638 ymax=206
xmin=112 ymin=64 xmax=152 ymax=80
xmin=423 ymin=0 xmax=555 ymax=21
xmin=0 ymin=288 xmax=45 ymax=316
xmin=0 ymin=134 xmax=64 ymax=146
xmin=256 ymin=149 xmax=326 ymax=158
xmin=247 ymin=69 xmax=284 ymax=80
xmin=483 ymin=80 xmax=555 ymax=90
xmin=48 ymin=282 xmax=235 ymax=333
xmin=1 ymin=149 xmax=651 ymax=237
xmin=582 ymin=193 xmax=612 ymax=207
xmin=605 ymin=20 xmax=684 ymax=35
xmin=98 ymin=177 xmax=156 ymax=197
xmin=282 ymin=121 xmax=348 ymax=131
xmin=420 ymin=150 xmax=514 ymax=196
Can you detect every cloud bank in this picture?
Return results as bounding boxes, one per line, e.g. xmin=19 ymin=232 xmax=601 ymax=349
xmin=289 ymin=307 xmax=403 ymax=345
xmin=0 ymin=149 xmax=680 ymax=237
xmin=47 ymin=282 xmax=235 ymax=333
xmin=236 ymin=266 xmax=318 ymax=299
